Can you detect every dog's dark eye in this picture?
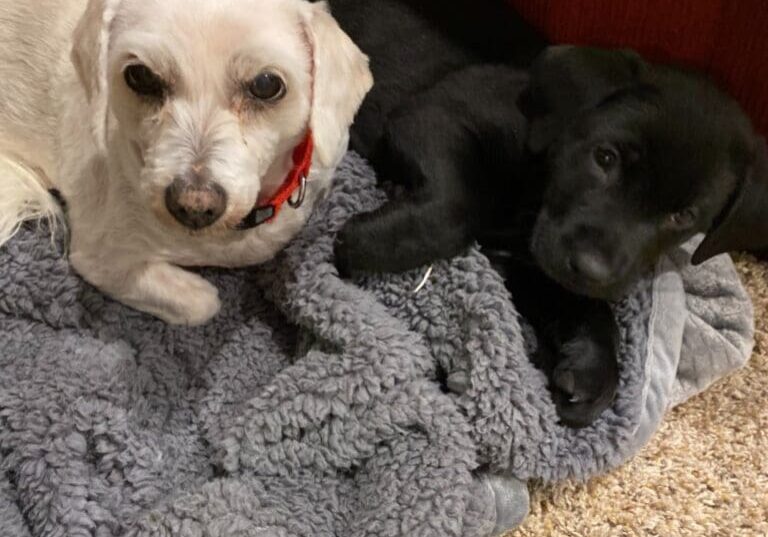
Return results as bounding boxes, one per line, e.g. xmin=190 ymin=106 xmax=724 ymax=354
xmin=668 ymin=207 xmax=698 ymax=230
xmin=593 ymin=146 xmax=619 ymax=170
xmin=124 ymin=64 xmax=166 ymax=99
xmin=247 ymin=71 xmax=286 ymax=102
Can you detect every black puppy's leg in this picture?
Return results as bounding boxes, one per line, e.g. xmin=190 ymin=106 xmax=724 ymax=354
xmin=497 ymin=262 xmax=620 ymax=428
xmin=336 ymin=64 xmax=530 ymax=275
xmin=335 ymin=195 xmax=471 ymax=274
xmin=544 ymin=299 xmax=619 ymax=428
xmin=335 ymin=104 xmax=477 ymax=274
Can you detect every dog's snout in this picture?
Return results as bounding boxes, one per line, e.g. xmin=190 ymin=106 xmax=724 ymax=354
xmin=567 ymin=251 xmax=612 ymax=285
xmin=164 ymin=173 xmax=227 ymax=230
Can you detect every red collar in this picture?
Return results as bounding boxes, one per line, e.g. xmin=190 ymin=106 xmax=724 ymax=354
xmin=237 ymin=131 xmax=314 ymax=230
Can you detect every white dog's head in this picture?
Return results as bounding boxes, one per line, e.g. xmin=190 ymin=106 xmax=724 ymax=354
xmin=71 ymin=0 xmax=372 ymax=232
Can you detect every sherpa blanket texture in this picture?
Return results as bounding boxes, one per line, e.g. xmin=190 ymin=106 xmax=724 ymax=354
xmin=0 ymin=152 xmax=754 ymax=537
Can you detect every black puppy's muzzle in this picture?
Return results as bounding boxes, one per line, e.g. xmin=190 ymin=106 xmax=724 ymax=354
xmin=530 ymin=210 xmax=634 ymax=300
xmin=566 ymin=250 xmax=613 ymax=285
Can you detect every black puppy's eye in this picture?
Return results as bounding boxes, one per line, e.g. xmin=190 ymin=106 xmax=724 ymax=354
xmin=593 ymin=146 xmax=619 ymax=170
xmin=668 ymin=207 xmax=698 ymax=230
xmin=124 ymin=64 xmax=166 ymax=99
xmin=247 ymin=71 xmax=286 ymax=102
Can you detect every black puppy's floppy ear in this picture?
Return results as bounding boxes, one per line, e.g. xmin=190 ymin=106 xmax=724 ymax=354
xmin=692 ymin=136 xmax=768 ymax=264
xmin=527 ymin=46 xmax=646 ymax=153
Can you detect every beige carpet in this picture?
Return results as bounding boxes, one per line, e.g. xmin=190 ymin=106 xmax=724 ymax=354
xmin=508 ymin=256 xmax=768 ymax=537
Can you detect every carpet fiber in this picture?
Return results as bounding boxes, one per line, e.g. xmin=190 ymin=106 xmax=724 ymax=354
xmin=509 ymin=255 xmax=768 ymax=537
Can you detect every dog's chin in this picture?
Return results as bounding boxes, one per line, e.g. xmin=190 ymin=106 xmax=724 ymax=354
xmin=548 ymin=269 xmax=630 ymax=302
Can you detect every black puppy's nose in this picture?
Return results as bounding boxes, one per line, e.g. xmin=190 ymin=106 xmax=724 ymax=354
xmin=567 ymin=252 xmax=612 ymax=284
xmin=165 ymin=173 xmax=227 ymax=230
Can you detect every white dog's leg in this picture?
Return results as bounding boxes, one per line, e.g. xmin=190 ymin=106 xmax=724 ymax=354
xmin=71 ymin=253 xmax=221 ymax=326
xmin=120 ymin=262 xmax=222 ymax=326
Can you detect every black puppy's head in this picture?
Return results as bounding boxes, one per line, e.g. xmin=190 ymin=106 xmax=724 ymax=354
xmin=526 ymin=46 xmax=768 ymax=300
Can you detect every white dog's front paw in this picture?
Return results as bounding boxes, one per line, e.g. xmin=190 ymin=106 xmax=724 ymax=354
xmin=133 ymin=263 xmax=222 ymax=326
xmin=72 ymin=254 xmax=222 ymax=325
xmin=152 ymin=271 xmax=222 ymax=326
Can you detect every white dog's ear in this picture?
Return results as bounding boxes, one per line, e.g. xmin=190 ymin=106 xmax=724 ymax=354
xmin=71 ymin=0 xmax=122 ymax=152
xmin=301 ymin=2 xmax=373 ymax=167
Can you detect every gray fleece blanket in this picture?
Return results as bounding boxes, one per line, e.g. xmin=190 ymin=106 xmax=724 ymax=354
xmin=0 ymin=153 xmax=754 ymax=537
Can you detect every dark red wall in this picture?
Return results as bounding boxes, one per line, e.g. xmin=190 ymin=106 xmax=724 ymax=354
xmin=509 ymin=0 xmax=768 ymax=136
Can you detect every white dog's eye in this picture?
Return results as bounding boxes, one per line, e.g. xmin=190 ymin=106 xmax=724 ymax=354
xmin=124 ymin=64 xmax=166 ymax=99
xmin=247 ymin=71 xmax=286 ymax=102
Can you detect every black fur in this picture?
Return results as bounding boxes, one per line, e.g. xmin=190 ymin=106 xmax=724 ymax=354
xmin=325 ymin=0 xmax=768 ymax=427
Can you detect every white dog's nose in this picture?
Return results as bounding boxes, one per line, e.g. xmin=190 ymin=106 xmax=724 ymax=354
xmin=165 ymin=172 xmax=227 ymax=230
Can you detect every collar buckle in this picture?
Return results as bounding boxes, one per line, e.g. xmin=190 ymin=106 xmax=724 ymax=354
xmin=236 ymin=130 xmax=314 ymax=231
xmin=287 ymin=174 xmax=308 ymax=209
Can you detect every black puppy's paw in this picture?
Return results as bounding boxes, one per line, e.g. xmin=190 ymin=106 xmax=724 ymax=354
xmin=551 ymin=336 xmax=619 ymax=428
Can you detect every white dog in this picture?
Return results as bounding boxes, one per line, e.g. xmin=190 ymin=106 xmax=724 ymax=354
xmin=0 ymin=0 xmax=372 ymax=324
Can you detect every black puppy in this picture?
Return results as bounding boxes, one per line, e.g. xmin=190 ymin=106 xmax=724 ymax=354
xmin=327 ymin=0 xmax=768 ymax=427
xmin=524 ymin=46 xmax=768 ymax=294
xmin=327 ymin=0 xmax=544 ymax=272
